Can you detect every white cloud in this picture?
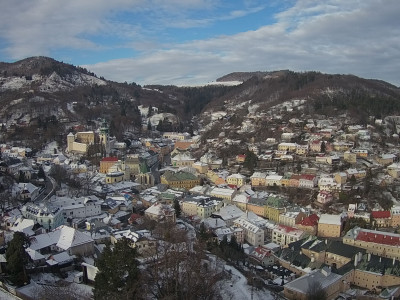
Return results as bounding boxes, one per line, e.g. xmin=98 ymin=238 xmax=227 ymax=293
xmin=84 ymin=0 xmax=400 ymax=86
xmin=1 ymin=0 xmax=399 ymax=86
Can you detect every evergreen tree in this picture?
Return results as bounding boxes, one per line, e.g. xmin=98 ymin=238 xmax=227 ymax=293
xmin=18 ymin=171 xmax=27 ymax=183
xmin=321 ymin=141 xmax=326 ymax=153
xmin=38 ymin=166 xmax=45 ymax=179
xmin=173 ymin=199 xmax=181 ymax=218
xmin=243 ymin=150 xmax=257 ymax=173
xmin=6 ymin=232 xmax=30 ymax=286
xmin=147 ymin=120 xmax=152 ymax=131
xmin=94 ymin=238 xmax=140 ymax=300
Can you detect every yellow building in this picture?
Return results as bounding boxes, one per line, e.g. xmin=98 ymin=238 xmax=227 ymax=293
xmin=284 ymin=268 xmax=345 ymax=300
xmin=181 ymin=199 xmax=199 ymax=217
xmin=278 ymin=142 xmax=297 ymax=152
xmin=250 ymin=172 xmax=267 ymax=186
xmin=265 ymin=196 xmax=285 ymax=222
xmin=387 ymin=163 xmax=400 ymax=178
xmin=226 ymin=173 xmax=246 ymax=187
xmin=232 ymin=194 xmax=248 ymax=211
xmin=100 ymin=157 xmax=119 ymax=173
xmin=193 ymin=161 xmax=208 ymax=174
xmin=353 ymin=254 xmax=400 ymax=290
xmin=334 ymin=172 xmax=347 ymax=184
xmin=106 ymin=171 xmax=124 ymax=184
xmin=161 ymin=171 xmax=200 ymax=190
xmin=317 ymin=214 xmax=343 ymax=238
xmin=246 ymin=199 xmax=266 ymax=218
xmin=343 ymin=227 xmax=400 ymax=260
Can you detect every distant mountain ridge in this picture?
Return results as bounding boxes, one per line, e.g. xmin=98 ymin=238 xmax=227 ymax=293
xmin=1 ymin=56 xmax=400 ymax=150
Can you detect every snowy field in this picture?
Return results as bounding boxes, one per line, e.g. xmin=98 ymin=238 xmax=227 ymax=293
xmin=0 ymin=288 xmax=20 ymax=300
xmin=219 ymin=265 xmax=276 ymax=300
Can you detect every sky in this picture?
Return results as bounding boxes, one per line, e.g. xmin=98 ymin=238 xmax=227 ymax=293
xmin=0 ymin=0 xmax=399 ymax=86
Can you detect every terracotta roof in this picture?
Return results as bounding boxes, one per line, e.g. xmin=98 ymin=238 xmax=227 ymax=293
xmin=101 ymin=157 xmax=118 ymax=162
xmin=371 ymin=211 xmax=391 ymax=219
xmin=300 ymin=174 xmax=315 ymax=181
xmin=356 ymin=230 xmax=400 ymax=246
xmin=299 ymin=214 xmax=319 ymax=226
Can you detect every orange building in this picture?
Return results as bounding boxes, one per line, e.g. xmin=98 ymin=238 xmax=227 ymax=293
xmin=100 ymin=157 xmax=118 ymax=173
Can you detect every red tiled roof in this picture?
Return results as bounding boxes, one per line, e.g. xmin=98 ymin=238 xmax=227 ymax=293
xmin=356 ymin=231 xmax=400 ymax=246
xmin=101 ymin=157 xmax=118 ymax=162
xmin=299 ymin=214 xmax=319 ymax=226
xmin=371 ymin=211 xmax=391 ymax=219
xmin=300 ymin=174 xmax=315 ymax=181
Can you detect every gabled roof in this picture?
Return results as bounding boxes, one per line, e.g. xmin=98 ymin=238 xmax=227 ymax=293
xmin=371 ymin=210 xmax=391 ymax=219
xmin=299 ymin=214 xmax=319 ymax=226
xmin=101 ymin=157 xmax=118 ymax=162
xmin=29 ymin=225 xmax=94 ymax=251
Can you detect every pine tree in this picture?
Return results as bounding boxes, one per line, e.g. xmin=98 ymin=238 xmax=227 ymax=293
xmin=38 ymin=166 xmax=45 ymax=179
xmin=94 ymin=238 xmax=140 ymax=300
xmin=6 ymin=232 xmax=30 ymax=286
xmin=173 ymin=199 xmax=181 ymax=218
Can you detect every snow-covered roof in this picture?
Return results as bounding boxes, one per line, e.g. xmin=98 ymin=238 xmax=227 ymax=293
xmin=29 ymin=225 xmax=94 ymax=251
xmin=319 ymin=214 xmax=342 ymax=225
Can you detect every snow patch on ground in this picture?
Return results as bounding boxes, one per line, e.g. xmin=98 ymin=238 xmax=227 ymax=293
xmin=220 ymin=265 xmax=275 ymax=300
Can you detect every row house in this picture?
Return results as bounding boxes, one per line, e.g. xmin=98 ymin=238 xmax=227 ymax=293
xmin=265 ymin=174 xmax=283 ymax=186
xmin=317 ymin=214 xmax=344 ymax=238
xmin=214 ymin=226 xmax=244 ymax=244
xmin=309 ymin=140 xmax=323 ymax=152
xmin=332 ymin=141 xmax=354 ymax=152
xmin=277 ymin=142 xmax=297 ymax=152
xmin=376 ymin=154 xmax=397 ymax=165
xmin=226 ymin=173 xmax=246 ymax=187
xmin=299 ymin=174 xmax=317 ymax=188
xmin=344 ymin=151 xmax=357 ymax=163
xmin=192 ymin=161 xmax=208 ymax=174
xmin=346 ymin=168 xmax=366 ymax=179
xmin=161 ymin=171 xmax=201 ymax=190
xmin=391 ymin=206 xmax=400 ymax=227
xmin=232 ymin=194 xmax=248 ymax=211
xmin=280 ymin=173 xmax=292 ymax=187
xmin=296 ymin=214 xmax=319 ymax=235
xmin=100 ymin=157 xmax=119 ymax=173
xmin=352 ymin=149 xmax=368 ymax=158
xmin=265 ymin=196 xmax=286 ymax=223
xmin=250 ymin=172 xmax=267 ymax=186
xmin=279 ymin=211 xmax=306 ymax=227
xmin=343 ymin=227 xmax=400 ymax=260
xmin=272 ymin=225 xmax=305 ymax=247
xmin=289 ymin=174 xmax=301 ymax=187
xmin=296 ymin=144 xmax=309 ymax=155
xmin=318 ymin=176 xmax=341 ymax=192
xmin=171 ymin=152 xmax=196 ymax=167
xmin=371 ymin=210 xmax=391 ymax=228
xmin=209 ymin=187 xmax=236 ymax=201
xmin=315 ymin=154 xmax=340 ymax=165
xmin=319 ymin=128 xmax=334 ymax=138
xmin=234 ymin=218 xmax=264 ymax=246
xmin=246 ymin=198 xmax=266 ymax=218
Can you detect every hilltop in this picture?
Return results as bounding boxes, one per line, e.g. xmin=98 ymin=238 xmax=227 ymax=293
xmin=1 ymin=57 xmax=400 ymax=150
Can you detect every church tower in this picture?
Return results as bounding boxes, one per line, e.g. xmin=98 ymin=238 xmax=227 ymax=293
xmin=99 ymin=119 xmax=110 ymax=156
xmin=67 ymin=132 xmax=75 ymax=153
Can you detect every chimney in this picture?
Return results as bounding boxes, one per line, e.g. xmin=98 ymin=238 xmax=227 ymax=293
xmin=379 ymin=257 xmax=382 ymax=263
xmin=368 ymin=253 xmax=371 ymax=262
xmin=393 ymin=257 xmax=396 ymax=266
xmin=354 ymin=258 xmax=358 ymax=267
